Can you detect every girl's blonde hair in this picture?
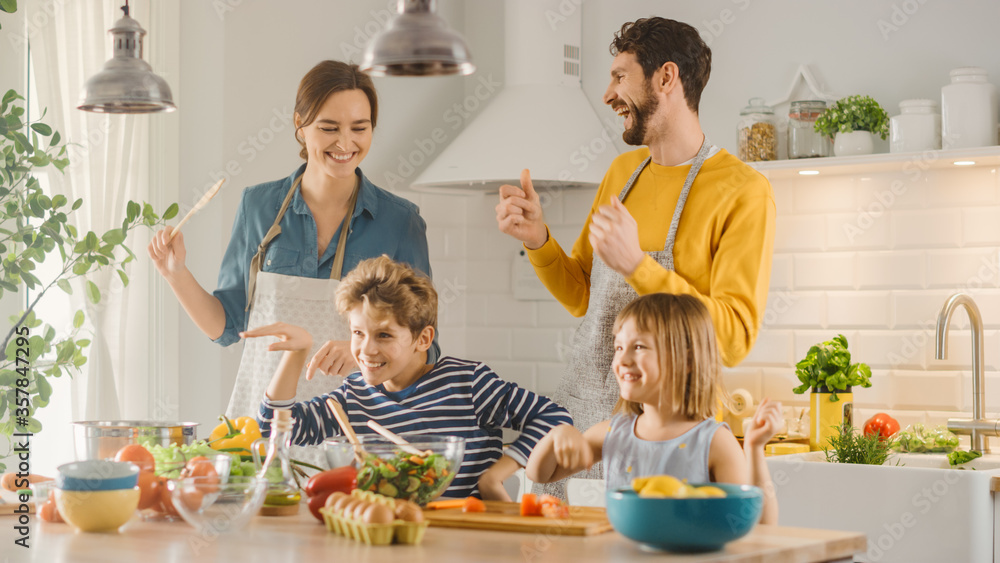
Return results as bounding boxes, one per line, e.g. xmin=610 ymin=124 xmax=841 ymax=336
xmin=335 ymin=256 xmax=437 ymax=338
xmin=612 ymin=293 xmax=721 ymax=420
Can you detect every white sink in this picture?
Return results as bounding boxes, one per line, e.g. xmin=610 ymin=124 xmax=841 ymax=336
xmin=767 ymin=452 xmax=1000 ymax=563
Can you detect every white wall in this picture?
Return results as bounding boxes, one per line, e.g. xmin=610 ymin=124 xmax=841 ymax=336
xmin=170 ymin=1 xmax=1000 ymax=442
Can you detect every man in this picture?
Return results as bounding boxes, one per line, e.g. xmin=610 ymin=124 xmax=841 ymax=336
xmin=495 ymin=17 xmax=775 ymax=494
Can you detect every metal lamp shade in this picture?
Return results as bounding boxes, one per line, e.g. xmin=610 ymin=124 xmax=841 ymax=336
xmin=78 ymin=12 xmax=175 ymax=114
xmin=360 ymin=0 xmax=475 ymax=77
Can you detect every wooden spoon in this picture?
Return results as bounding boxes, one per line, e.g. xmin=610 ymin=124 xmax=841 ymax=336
xmin=326 ymin=398 xmax=365 ymax=465
xmin=167 ymin=178 xmax=225 ymax=242
xmin=366 ymin=420 xmax=432 ymax=457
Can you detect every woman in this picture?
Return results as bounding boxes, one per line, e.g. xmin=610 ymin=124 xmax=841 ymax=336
xmin=148 ymin=61 xmax=435 ymax=430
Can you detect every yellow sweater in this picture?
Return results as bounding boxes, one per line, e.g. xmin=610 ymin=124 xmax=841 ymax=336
xmin=526 ymin=147 xmax=775 ymax=367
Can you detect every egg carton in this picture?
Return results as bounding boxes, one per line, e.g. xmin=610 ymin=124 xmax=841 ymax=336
xmin=319 ymin=490 xmax=428 ymax=546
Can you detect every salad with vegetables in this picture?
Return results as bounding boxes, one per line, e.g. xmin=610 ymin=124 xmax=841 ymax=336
xmin=355 ymin=451 xmax=455 ymax=506
xmin=140 ymin=439 xmax=257 ymax=479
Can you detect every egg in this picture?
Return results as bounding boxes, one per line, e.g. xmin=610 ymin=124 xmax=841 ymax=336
xmin=325 ymin=491 xmax=348 ymax=510
xmin=362 ymin=503 xmax=395 ymax=525
xmin=351 ymin=500 xmax=372 ymax=521
xmin=394 ymin=500 xmax=424 ymax=523
xmin=337 ymin=498 xmax=361 ymax=518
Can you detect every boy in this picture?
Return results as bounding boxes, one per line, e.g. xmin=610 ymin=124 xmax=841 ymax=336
xmin=246 ymin=255 xmax=572 ymax=500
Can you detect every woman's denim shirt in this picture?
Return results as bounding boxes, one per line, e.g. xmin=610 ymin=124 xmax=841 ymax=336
xmin=212 ymin=164 xmax=437 ymax=361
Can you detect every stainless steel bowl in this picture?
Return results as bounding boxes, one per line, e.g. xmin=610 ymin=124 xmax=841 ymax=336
xmin=72 ymin=421 xmax=199 ymax=460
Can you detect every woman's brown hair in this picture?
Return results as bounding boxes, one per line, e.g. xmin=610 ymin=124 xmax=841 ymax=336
xmin=294 ymin=60 xmax=379 ymax=160
xmin=612 ymin=293 xmax=723 ymax=420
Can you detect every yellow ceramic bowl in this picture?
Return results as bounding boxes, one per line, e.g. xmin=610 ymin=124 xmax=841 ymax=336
xmin=55 ymin=487 xmax=140 ymax=532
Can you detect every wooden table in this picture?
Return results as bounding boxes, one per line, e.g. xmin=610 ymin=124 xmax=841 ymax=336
xmin=1 ymin=509 xmax=865 ymax=563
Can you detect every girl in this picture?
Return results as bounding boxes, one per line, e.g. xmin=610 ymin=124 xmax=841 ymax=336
xmin=147 ymin=61 xmax=437 ymax=439
xmin=525 ymin=293 xmax=781 ymax=524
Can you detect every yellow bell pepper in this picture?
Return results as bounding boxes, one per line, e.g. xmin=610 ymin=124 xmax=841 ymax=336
xmin=209 ymin=415 xmax=263 ymax=457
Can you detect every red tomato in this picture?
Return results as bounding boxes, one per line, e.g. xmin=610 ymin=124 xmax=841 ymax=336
xmin=39 ymin=500 xmax=63 ymax=523
xmin=538 ymin=494 xmax=569 ymax=519
xmin=136 ymin=470 xmax=159 ymax=510
xmin=519 ymin=493 xmax=541 ymax=517
xmin=863 ymin=413 xmax=900 ymax=440
xmin=308 ymin=490 xmax=333 ymax=522
xmin=304 ymin=466 xmax=357 ymax=497
xmin=114 ymin=444 xmax=156 ymax=473
xmin=462 ymin=496 xmax=486 ymax=513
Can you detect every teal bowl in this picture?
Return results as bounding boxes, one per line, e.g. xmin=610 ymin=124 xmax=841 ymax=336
xmin=605 ymin=483 xmax=763 ymax=552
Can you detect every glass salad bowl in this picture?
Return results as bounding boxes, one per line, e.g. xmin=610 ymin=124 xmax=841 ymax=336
xmin=323 ymin=434 xmax=465 ymax=506
xmin=166 ymin=476 xmax=268 ymax=534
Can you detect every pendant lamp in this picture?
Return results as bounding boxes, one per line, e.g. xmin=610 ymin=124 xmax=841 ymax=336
xmin=360 ymin=0 xmax=475 ymax=77
xmin=78 ymin=1 xmax=176 ymax=113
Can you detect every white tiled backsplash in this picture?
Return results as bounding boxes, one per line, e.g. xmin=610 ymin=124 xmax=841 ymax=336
xmin=403 ymin=164 xmax=1000 ymax=437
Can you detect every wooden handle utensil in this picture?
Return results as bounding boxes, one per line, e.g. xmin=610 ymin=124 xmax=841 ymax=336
xmin=366 ymin=420 xmax=432 ymax=457
xmin=326 ymin=398 xmax=365 ymax=464
xmin=167 ymin=178 xmax=226 ymax=243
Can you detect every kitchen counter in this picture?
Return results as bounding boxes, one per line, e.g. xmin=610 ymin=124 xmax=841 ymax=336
xmin=3 ymin=508 xmax=866 ymax=563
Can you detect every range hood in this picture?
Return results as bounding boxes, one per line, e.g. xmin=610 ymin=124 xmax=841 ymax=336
xmin=410 ymin=0 xmax=620 ymax=194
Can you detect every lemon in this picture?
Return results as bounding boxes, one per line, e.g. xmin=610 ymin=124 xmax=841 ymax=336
xmin=694 ymin=486 xmax=727 ymax=498
xmin=632 ymin=475 xmax=686 ymax=498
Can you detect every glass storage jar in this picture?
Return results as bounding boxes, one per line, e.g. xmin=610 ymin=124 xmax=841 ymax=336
xmin=941 ymin=67 xmax=998 ymax=149
xmin=787 ymin=100 xmax=831 ymax=159
xmin=737 ymin=97 xmax=777 ymax=162
xmin=890 ymin=99 xmax=941 ymax=153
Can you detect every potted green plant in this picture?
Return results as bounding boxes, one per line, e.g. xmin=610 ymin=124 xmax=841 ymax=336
xmin=0 ymin=88 xmax=176 ymax=472
xmin=792 ymin=334 xmax=872 ymax=451
xmin=813 ymin=95 xmax=890 ymax=157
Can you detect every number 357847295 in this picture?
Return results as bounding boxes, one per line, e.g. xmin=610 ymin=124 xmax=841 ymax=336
xmin=14 ymin=325 xmax=31 ymax=417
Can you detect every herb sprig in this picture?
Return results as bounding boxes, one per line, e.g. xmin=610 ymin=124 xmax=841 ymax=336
xmin=825 ymin=423 xmax=894 ymax=465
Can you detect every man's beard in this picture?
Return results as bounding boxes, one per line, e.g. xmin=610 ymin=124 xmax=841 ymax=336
xmin=622 ymin=84 xmax=659 ymax=146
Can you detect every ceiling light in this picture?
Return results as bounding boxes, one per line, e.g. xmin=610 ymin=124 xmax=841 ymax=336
xmin=799 ymin=170 xmax=820 ymax=175
xmin=360 ymin=0 xmax=475 ymax=77
xmin=78 ymin=1 xmax=176 ymax=114
xmin=953 ymin=161 xmax=976 ymax=166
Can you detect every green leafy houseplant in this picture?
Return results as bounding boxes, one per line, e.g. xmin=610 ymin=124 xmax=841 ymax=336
xmin=792 ymin=334 xmax=872 ymax=401
xmin=813 ymin=95 xmax=890 ymax=140
xmin=0 ymin=88 xmax=178 ymax=472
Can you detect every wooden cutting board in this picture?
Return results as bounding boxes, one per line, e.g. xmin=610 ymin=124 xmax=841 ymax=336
xmin=423 ymin=501 xmax=612 ymax=536
xmin=0 ymin=499 xmax=35 ymax=516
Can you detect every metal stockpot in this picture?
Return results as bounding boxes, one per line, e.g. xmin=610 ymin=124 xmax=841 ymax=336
xmin=72 ymin=420 xmax=198 ymax=460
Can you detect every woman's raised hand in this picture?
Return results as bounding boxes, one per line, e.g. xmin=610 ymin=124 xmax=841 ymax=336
xmin=306 ymin=340 xmax=357 ymax=380
xmin=147 ymin=226 xmax=187 ymax=279
xmin=241 ymin=322 xmax=314 ymax=353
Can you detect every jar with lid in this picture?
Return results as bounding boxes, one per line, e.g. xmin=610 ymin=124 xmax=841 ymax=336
xmin=890 ymin=99 xmax=941 ymax=153
xmin=941 ymin=67 xmax=998 ymax=149
xmin=787 ymin=100 xmax=831 ymax=159
xmin=737 ymin=97 xmax=777 ymax=162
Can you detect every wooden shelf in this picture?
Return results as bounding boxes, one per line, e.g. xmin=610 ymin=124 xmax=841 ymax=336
xmin=747 ymin=145 xmax=1000 ymax=180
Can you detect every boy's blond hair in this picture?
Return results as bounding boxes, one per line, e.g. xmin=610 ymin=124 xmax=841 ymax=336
xmin=335 ymin=255 xmax=437 ymax=337
xmin=612 ymin=293 xmax=722 ymax=421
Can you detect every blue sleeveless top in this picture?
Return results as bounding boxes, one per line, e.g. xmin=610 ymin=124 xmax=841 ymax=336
xmin=602 ymin=413 xmax=728 ymax=492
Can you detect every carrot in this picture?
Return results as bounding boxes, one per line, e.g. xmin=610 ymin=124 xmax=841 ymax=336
xmin=462 ymin=496 xmax=487 ymax=513
xmin=1 ymin=473 xmax=52 ymax=492
xmin=408 ymin=456 xmax=425 ymax=465
xmin=425 ymin=499 xmax=466 ymax=510
xmin=520 ymin=493 xmax=541 ymax=517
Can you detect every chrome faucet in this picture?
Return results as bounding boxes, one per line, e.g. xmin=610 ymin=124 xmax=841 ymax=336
xmin=935 ymin=293 xmax=999 ymax=453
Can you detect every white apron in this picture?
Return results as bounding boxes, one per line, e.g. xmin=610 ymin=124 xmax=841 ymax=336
xmin=225 ymin=175 xmax=359 ymax=468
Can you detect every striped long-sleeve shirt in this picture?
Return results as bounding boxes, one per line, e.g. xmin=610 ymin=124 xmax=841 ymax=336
xmin=258 ymin=356 xmax=573 ymax=498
